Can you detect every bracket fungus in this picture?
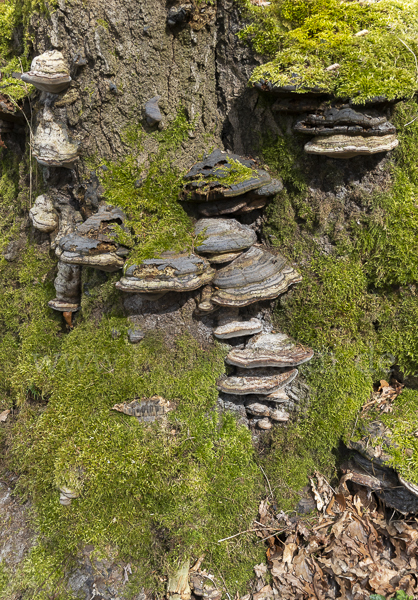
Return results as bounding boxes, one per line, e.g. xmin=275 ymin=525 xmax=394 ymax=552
xmin=213 ymin=318 xmax=263 ymax=339
xmin=294 ymin=106 xmax=396 ymax=137
xmin=48 ymin=262 xmax=81 ymax=312
xmin=225 ymin=333 xmax=314 ymax=368
xmin=58 ymin=205 xmax=128 ymax=272
xmin=216 ymin=368 xmax=298 ymax=395
xmin=304 ymin=133 xmax=399 ymax=159
xmin=211 ymin=246 xmax=302 ymax=307
xmin=115 ymin=252 xmax=215 ymax=294
xmin=29 ymin=194 xmax=59 ymax=233
xmin=182 ymin=149 xmax=271 ymax=203
xmin=194 ymin=218 xmax=257 ymax=259
xmin=59 ymin=486 xmax=79 ymax=506
xmin=21 ymin=50 xmax=72 ymax=94
xmin=112 ymin=396 xmax=171 ymax=423
xmin=32 ymin=107 xmax=79 ymax=168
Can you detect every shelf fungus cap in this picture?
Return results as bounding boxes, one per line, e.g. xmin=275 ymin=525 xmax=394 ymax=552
xmin=305 ymin=133 xmax=398 ymax=159
xmin=183 ymin=149 xmax=271 ymax=202
xmin=59 ymin=486 xmax=79 ymax=506
xmin=115 ymin=252 xmax=215 ymax=293
xmin=211 ymin=246 xmax=302 ymax=307
xmin=58 ymin=206 xmax=127 ymax=272
xmin=246 ymin=402 xmax=271 ymax=417
xmin=216 ymin=367 xmax=298 ymax=395
xmin=48 ymin=262 xmax=81 ymax=312
xmin=226 ymin=332 xmax=314 ymax=368
xmin=213 ymin=318 xmax=263 ymax=339
xmin=195 ymin=218 xmax=257 ymax=255
xmin=29 ymin=194 xmax=59 ymax=232
xmin=21 ymin=50 xmax=71 ymax=93
xmin=32 ymin=107 xmax=79 ymax=168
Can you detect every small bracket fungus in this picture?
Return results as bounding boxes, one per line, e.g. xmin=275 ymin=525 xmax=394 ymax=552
xmin=112 ymin=396 xmax=171 ymax=423
xmin=59 ymin=486 xmax=79 ymax=506
xmin=32 ymin=107 xmax=79 ymax=168
xmin=58 ymin=205 xmax=128 ymax=272
xmin=304 ymin=133 xmax=399 ymax=159
xmin=145 ymin=95 xmax=163 ymax=126
xmin=21 ymin=50 xmax=72 ymax=93
xmin=216 ymin=368 xmax=298 ymax=395
xmin=211 ymin=246 xmax=302 ymax=307
xmin=213 ymin=318 xmax=263 ymax=339
xmin=48 ymin=262 xmax=81 ymax=312
xmin=29 ymin=194 xmax=59 ymax=232
xmin=115 ymin=252 xmax=215 ymax=294
xmin=194 ymin=218 xmax=257 ymax=257
xmin=225 ymin=333 xmax=314 ymax=368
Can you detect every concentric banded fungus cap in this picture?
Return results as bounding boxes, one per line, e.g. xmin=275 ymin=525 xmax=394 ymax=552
xmin=48 ymin=262 xmax=81 ymax=312
xmin=21 ymin=50 xmax=71 ymax=93
xmin=58 ymin=206 xmax=128 ymax=272
xmin=304 ymin=133 xmax=398 ymax=159
xmin=115 ymin=252 xmax=215 ymax=293
xmin=32 ymin=107 xmax=79 ymax=168
xmin=211 ymin=246 xmax=302 ymax=307
xmin=196 ymin=179 xmax=282 ymax=217
xmin=216 ymin=368 xmax=298 ymax=395
xmin=29 ymin=194 xmax=59 ymax=232
xmin=226 ymin=333 xmax=314 ymax=368
xmin=183 ymin=149 xmax=271 ymax=202
xmin=112 ymin=396 xmax=170 ymax=422
xmin=294 ymin=106 xmax=396 ymax=137
xmin=195 ymin=218 xmax=257 ymax=256
xmin=214 ymin=318 xmax=263 ymax=339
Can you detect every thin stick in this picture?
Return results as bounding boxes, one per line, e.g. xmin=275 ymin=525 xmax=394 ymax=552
xmin=217 ymin=528 xmax=264 ymax=543
xmin=258 ymin=463 xmax=273 ymax=498
xmin=397 ymin=36 xmax=418 ymax=82
xmin=405 ymin=115 xmax=418 ymax=127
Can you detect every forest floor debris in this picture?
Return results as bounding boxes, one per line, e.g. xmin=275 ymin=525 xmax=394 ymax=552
xmin=252 ymin=471 xmax=418 ymax=599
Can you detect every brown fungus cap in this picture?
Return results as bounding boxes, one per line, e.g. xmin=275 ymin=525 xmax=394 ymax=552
xmin=21 ymin=50 xmax=71 ymax=93
xmin=211 ymin=246 xmax=301 ymax=307
xmin=216 ymin=367 xmax=298 ymax=395
xmin=304 ymin=133 xmax=398 ymax=158
xmin=226 ymin=333 xmax=314 ymax=368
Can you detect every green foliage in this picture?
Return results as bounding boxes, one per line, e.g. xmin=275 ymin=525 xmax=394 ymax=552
xmin=238 ymin=0 xmax=418 ymax=104
xmin=370 ymin=590 xmax=414 ymax=600
xmin=98 ymin=109 xmax=197 ymax=264
xmin=0 ymin=0 xmax=57 ymax=102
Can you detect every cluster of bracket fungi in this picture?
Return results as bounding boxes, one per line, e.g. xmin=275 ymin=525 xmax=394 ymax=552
xmin=253 ymin=78 xmax=399 ymax=159
xmin=24 ymin=49 xmax=402 ymax=434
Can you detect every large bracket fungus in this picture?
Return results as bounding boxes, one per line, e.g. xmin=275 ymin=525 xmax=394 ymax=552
xmin=217 ymin=368 xmax=298 ymax=396
xmin=58 ymin=205 xmax=129 ymax=272
xmin=225 ymin=333 xmax=314 ymax=368
xmin=115 ymin=252 xmax=215 ymax=294
xmin=211 ymin=246 xmax=302 ymax=307
xmin=304 ymin=133 xmax=399 ymax=159
xmin=21 ymin=50 xmax=72 ymax=94
xmin=32 ymin=106 xmax=79 ymax=169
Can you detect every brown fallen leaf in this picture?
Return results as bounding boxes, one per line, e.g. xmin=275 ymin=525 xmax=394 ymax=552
xmin=282 ymin=543 xmax=297 ymax=567
xmin=0 ymin=409 xmax=10 ymax=422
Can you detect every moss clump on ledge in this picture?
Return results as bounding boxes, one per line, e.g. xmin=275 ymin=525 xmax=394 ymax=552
xmin=97 ymin=109 xmax=197 ymax=265
xmin=239 ymin=0 xmax=418 ymax=104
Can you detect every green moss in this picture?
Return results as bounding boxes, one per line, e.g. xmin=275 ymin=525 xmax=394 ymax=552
xmin=239 ymin=0 xmax=418 ymax=104
xmin=98 ymin=109 xmax=197 ymax=264
xmin=259 ymin=96 xmax=418 ymax=506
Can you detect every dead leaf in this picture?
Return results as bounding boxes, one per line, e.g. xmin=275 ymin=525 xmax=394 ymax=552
xmin=0 ymin=409 xmax=10 ymax=422
xmin=282 ymin=543 xmax=297 ymax=567
xmin=254 ymin=563 xmax=268 ymax=579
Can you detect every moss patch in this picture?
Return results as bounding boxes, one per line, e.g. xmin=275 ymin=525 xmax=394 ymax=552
xmin=259 ymin=98 xmax=418 ymax=506
xmin=238 ymin=0 xmax=418 ymax=104
xmin=97 ymin=109 xmax=197 ymax=264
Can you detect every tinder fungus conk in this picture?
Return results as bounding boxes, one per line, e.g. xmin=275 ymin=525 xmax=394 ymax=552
xmin=115 ymin=252 xmax=215 ymax=293
xmin=21 ymin=50 xmax=71 ymax=93
xmin=32 ymin=107 xmax=79 ymax=168
xmin=183 ymin=149 xmax=271 ymax=202
xmin=213 ymin=318 xmax=263 ymax=339
xmin=304 ymin=133 xmax=398 ymax=159
xmin=211 ymin=246 xmax=301 ymax=307
xmin=112 ymin=396 xmax=171 ymax=423
xmin=195 ymin=218 xmax=257 ymax=258
xmin=48 ymin=262 xmax=81 ymax=312
xmin=226 ymin=333 xmax=314 ymax=368
xmin=29 ymin=194 xmax=59 ymax=232
xmin=58 ymin=205 xmax=128 ymax=272
xmin=294 ymin=106 xmax=395 ymax=137
xmin=216 ymin=368 xmax=298 ymax=395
